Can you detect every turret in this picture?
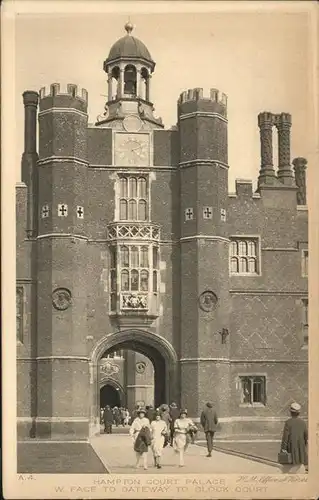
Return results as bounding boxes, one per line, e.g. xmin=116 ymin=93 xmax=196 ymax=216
xmin=178 ymin=87 xmax=231 ymax=418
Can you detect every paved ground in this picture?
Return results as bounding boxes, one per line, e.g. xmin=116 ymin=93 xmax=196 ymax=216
xmin=17 ymin=442 xmax=108 ymax=474
xmin=209 ymin=441 xmax=280 ymax=463
xmin=90 ymin=434 xmax=279 ymax=474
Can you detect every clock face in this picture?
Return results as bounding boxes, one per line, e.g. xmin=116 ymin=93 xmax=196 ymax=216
xmin=115 ymin=133 xmax=150 ymax=167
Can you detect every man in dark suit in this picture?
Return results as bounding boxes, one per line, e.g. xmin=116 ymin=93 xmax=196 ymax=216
xmin=200 ymin=402 xmax=218 ymax=457
xmin=280 ymin=402 xmax=308 ymax=473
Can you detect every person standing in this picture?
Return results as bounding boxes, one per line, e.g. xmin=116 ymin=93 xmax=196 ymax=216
xmin=103 ymin=405 xmax=114 ymax=434
xmin=173 ymin=409 xmax=197 ymax=467
xmin=150 ymin=411 xmax=168 ymax=469
xmin=113 ymin=406 xmax=121 ymax=427
xmin=146 ymin=405 xmax=156 ymax=423
xmin=200 ymin=402 xmax=218 ymax=457
xmin=169 ymin=402 xmax=179 ymax=446
xmin=280 ymin=402 xmax=308 ymax=474
xmin=130 ymin=408 xmax=151 ymax=470
xmin=160 ymin=404 xmax=172 ymax=429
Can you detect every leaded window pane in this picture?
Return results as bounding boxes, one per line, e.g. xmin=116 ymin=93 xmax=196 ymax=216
xmin=128 ymin=199 xmax=137 ymax=220
xmin=121 ymin=270 xmax=129 ymax=291
xmin=120 ymin=199 xmax=127 ymax=220
xmin=140 ymin=246 xmax=149 ymax=267
xmin=131 ymin=246 xmax=139 ymax=267
xmin=129 ymin=177 xmax=137 ymax=197
xmin=138 ymin=177 xmax=147 ymax=198
xmin=140 ymin=270 xmax=149 ymax=291
xmin=120 ymin=246 xmax=129 ymax=267
xmin=131 ymin=270 xmax=139 ymax=291
xmin=138 ymin=200 xmax=147 ymax=221
xmin=120 ymin=177 xmax=128 ymax=197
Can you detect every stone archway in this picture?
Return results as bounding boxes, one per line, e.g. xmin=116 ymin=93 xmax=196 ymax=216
xmin=89 ymin=329 xmax=179 ymax=436
xmin=99 ymin=377 xmax=125 ymax=409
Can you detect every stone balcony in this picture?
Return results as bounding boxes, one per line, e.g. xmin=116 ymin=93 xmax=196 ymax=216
xmin=106 ymin=222 xmax=160 ymax=242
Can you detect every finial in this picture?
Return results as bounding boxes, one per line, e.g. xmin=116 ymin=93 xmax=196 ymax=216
xmin=124 ymin=21 xmax=134 ymax=35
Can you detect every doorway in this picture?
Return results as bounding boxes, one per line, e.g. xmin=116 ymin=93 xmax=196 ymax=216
xmin=100 ymin=384 xmax=121 ymax=408
xmin=90 ymin=329 xmax=179 ymax=436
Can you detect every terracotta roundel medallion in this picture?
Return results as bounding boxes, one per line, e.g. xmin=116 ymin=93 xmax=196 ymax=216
xmin=199 ymin=290 xmax=218 ymax=312
xmin=52 ymin=288 xmax=72 ymax=311
xmin=136 ymin=361 xmax=146 ymax=374
xmin=123 ymin=115 xmax=142 ymax=133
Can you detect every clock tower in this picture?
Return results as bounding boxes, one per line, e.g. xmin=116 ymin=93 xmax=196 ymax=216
xmin=95 ymin=23 xmax=166 ymax=408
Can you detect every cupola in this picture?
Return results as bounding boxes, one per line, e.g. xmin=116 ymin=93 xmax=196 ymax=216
xmin=103 ymin=23 xmax=155 ymax=103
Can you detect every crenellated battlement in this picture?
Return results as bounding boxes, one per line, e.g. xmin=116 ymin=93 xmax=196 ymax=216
xmin=39 ymin=83 xmax=88 ymax=103
xmin=178 ymin=87 xmax=227 ymax=106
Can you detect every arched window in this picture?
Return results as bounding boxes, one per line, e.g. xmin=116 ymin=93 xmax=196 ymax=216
xmin=248 ymin=257 xmax=257 ymax=273
xmin=120 ymin=199 xmax=128 ymax=220
xmin=117 ymin=175 xmax=149 ymax=222
xmin=120 ymin=177 xmax=128 ymax=197
xmin=120 ymin=246 xmax=129 ymax=267
xmin=152 ymin=247 xmax=158 ymax=268
xmin=239 ymin=257 xmax=248 ymax=274
xmin=110 ymin=270 xmax=117 ymax=291
xmin=230 ymin=241 xmax=238 ymax=258
xmin=229 ymin=238 xmax=259 ymax=275
xmin=111 ymin=66 xmax=120 ymax=100
xmin=248 ymin=240 xmax=256 ymax=257
xmin=138 ymin=177 xmax=147 ymax=198
xmin=140 ymin=246 xmax=149 ymax=267
xmin=138 ymin=200 xmax=147 ymax=221
xmin=129 ymin=177 xmax=137 ymax=198
xmin=153 ymin=270 xmax=158 ymax=293
xmin=140 ymin=270 xmax=149 ymax=291
xmin=131 ymin=270 xmax=139 ymax=291
xmin=230 ymin=257 xmax=239 ymax=273
xmin=141 ymin=67 xmax=149 ymax=100
xmin=110 ymin=246 xmax=117 ymax=268
xmin=124 ymin=65 xmax=137 ymax=96
xmin=128 ymin=199 xmax=137 ymax=220
xmin=238 ymin=241 xmax=247 ymax=256
xmin=131 ymin=246 xmax=139 ymax=267
xmin=121 ymin=270 xmax=129 ymax=291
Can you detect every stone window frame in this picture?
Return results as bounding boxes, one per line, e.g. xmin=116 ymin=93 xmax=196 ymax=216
xmin=301 ymin=249 xmax=308 ymax=278
xmin=16 ymin=286 xmax=24 ymax=343
xmin=237 ymin=374 xmax=267 ymax=407
xmin=229 ymin=236 xmax=261 ymax=276
xmin=117 ymin=174 xmax=149 ymax=222
xmin=301 ymin=297 xmax=308 ymax=348
xmin=109 ymin=243 xmax=159 ymax=312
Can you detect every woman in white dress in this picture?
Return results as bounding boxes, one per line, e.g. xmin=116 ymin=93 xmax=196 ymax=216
xmin=129 ymin=408 xmax=151 ymax=469
xmin=173 ymin=409 xmax=197 ymax=467
xmin=150 ymin=411 xmax=168 ymax=469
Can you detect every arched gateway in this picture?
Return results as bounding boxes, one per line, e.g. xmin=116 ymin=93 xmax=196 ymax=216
xmin=89 ymin=329 xmax=179 ymax=436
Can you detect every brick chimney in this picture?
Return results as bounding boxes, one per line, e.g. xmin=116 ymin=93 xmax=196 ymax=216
xmin=275 ymin=113 xmax=294 ymax=185
xmin=257 ymin=112 xmax=276 ymax=187
xmin=21 ymin=91 xmax=39 ymax=237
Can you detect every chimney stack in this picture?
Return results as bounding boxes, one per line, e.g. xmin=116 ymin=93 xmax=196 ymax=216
xmin=257 ymin=112 xmax=276 ymax=187
xmin=275 ymin=113 xmax=294 ymax=185
xmin=293 ymin=157 xmax=307 ymax=205
xmin=21 ymin=91 xmax=39 ymax=237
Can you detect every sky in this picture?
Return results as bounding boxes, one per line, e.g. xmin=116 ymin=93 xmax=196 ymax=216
xmin=14 ymin=6 xmax=315 ymax=191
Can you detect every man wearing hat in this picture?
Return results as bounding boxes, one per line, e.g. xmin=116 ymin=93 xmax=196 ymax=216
xmin=280 ymin=402 xmax=308 ymax=474
xmin=200 ymin=402 xmax=219 ymax=457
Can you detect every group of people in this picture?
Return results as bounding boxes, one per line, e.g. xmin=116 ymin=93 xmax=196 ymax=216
xmin=101 ymin=406 xmax=130 ymax=433
xmin=102 ymin=399 xmax=308 ymax=474
xmin=129 ymin=402 xmax=218 ymax=469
